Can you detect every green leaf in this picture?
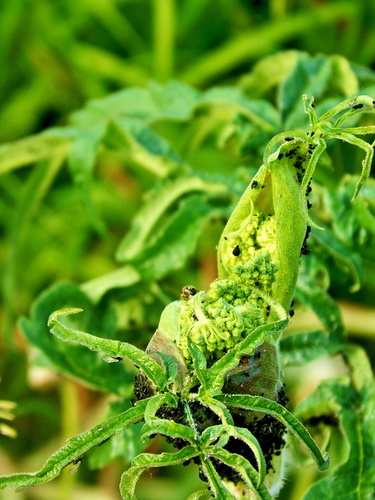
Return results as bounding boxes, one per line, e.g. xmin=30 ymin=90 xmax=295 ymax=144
xmin=201 ymin=425 xmax=266 ymax=488
xmin=154 ymin=351 xmax=179 ymax=384
xmin=203 ymin=318 xmax=288 ymax=397
xmin=67 ymin=125 xmax=107 ymax=234
xmin=281 ymin=330 xmax=343 ymax=368
xmin=143 ymin=393 xmax=178 ymax=423
xmin=327 ymin=175 xmax=375 ymax=264
xmin=116 ymin=176 xmax=226 ymax=262
xmin=87 ymin=422 xmax=144 ymax=470
xmin=80 ymin=265 xmax=141 ymax=303
xmin=47 ymin=307 xmax=168 ymax=390
xmin=134 ymin=195 xmax=214 ymax=281
xmin=120 ymin=446 xmax=200 ymax=500
xmin=279 ymin=53 xmax=333 ymax=129
xmin=281 ymin=273 xmax=345 ymax=367
xmin=141 ymin=418 xmax=197 ymax=444
xmin=0 ymin=129 xmax=71 ymax=175
xmin=217 ymin=394 xmax=329 ymax=472
xmin=70 ymin=81 xmax=201 ymax=128
xmin=211 ymin=448 xmax=270 ymax=499
xmin=201 ymin=397 xmax=234 ymax=426
xmin=188 ymin=338 xmax=208 ymax=391
xmin=199 ymin=87 xmax=280 ymax=131
xmin=19 ymin=282 xmax=133 ymax=394
xmin=199 ymin=457 xmax=234 ymax=499
xmin=186 ymin=489 xmax=211 ymax=500
xmin=0 ymin=400 xmax=148 ymax=491
xmin=104 ymin=118 xmax=181 ymax=177
xmin=295 ymin=347 xmax=375 ymax=499
xmin=330 ymin=55 xmax=359 ymax=97
xmin=310 ymin=224 xmax=363 ymax=292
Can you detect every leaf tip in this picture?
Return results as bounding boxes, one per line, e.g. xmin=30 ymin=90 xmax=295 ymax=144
xmin=47 ymin=307 xmax=84 ymax=327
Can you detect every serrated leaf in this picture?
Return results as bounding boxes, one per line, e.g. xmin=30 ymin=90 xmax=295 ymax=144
xmin=143 ymin=393 xmax=178 ymax=423
xmin=19 ymin=282 xmax=133 ymax=394
xmin=327 ymin=175 xmax=375 ymax=264
xmin=199 ymin=457 xmax=234 ymax=499
xmin=47 ymin=307 xmax=168 ymax=390
xmin=186 ymin=489 xmax=211 ymax=500
xmin=240 ymin=51 xmax=299 ymax=98
xmin=201 ymin=425 xmax=266 ymax=488
xmin=0 ymin=400 xmax=148 ymax=491
xmin=211 ymin=448 xmax=270 ymax=499
xmin=202 ymin=397 xmax=234 ymax=426
xmin=120 ymin=446 xmax=199 ymax=500
xmin=217 ymin=394 xmax=329 ymax=472
xmin=87 ymin=422 xmax=145 ymax=470
xmin=141 ymin=418 xmax=197 ymax=444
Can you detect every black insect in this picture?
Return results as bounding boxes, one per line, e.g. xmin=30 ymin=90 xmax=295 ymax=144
xmin=285 ymin=148 xmax=297 ymax=158
xmin=352 ymin=103 xmax=363 ymax=110
xmin=251 ymin=180 xmax=258 ymax=189
xmin=232 ymin=245 xmax=241 ymax=256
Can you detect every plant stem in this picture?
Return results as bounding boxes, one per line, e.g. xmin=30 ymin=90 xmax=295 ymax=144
xmin=153 ymin=0 xmax=175 ymax=82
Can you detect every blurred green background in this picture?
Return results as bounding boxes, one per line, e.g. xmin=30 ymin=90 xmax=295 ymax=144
xmin=1 ymin=0 xmax=375 ymax=143
xmin=1 ymin=1 xmax=374 ymax=499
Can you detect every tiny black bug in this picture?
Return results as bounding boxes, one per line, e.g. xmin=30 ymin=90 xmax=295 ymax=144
xmin=232 ymin=245 xmax=241 ymax=256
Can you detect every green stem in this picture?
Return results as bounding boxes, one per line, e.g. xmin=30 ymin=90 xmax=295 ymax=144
xmin=153 ymin=0 xmax=175 ymax=81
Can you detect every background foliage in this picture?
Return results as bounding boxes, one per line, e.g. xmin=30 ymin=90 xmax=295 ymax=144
xmin=0 ymin=1 xmax=374 ymax=499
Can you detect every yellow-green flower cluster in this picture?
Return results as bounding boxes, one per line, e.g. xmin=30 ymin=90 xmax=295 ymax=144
xmin=177 ymin=252 xmax=279 ymax=361
xmin=223 ymin=208 xmax=276 ymax=274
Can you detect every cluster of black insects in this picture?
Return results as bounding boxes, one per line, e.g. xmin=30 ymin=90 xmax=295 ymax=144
xmin=133 ymin=343 xmax=289 ymax=487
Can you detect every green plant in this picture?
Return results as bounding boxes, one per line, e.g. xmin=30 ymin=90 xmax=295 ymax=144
xmin=2 ymin=0 xmax=375 ymax=142
xmin=0 ymin=52 xmax=375 ymax=499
